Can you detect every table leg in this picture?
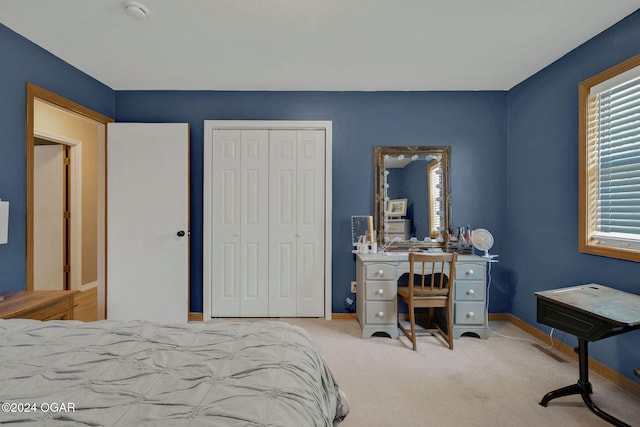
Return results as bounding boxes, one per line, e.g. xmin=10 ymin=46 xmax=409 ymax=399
xmin=539 ymin=339 xmax=631 ymax=427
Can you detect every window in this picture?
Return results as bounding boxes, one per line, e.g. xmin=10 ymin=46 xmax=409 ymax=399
xmin=427 ymin=160 xmax=442 ymax=238
xmin=579 ymin=53 xmax=640 ymax=261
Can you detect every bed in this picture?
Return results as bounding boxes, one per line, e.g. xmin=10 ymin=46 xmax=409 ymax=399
xmin=0 ymin=319 xmax=349 ymax=426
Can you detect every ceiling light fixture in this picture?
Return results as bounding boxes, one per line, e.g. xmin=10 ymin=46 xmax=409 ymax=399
xmin=123 ymin=1 xmax=150 ymax=20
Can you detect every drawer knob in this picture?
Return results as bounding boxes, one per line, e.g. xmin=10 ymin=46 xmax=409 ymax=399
xmin=377 ymin=311 xmax=385 ymax=318
xmin=466 ymin=269 xmax=474 ymax=276
xmin=466 ymin=289 xmax=475 ymax=295
xmin=376 ymin=289 xmax=384 ymax=296
xmin=466 ymin=312 xmax=475 ymax=318
xmin=377 ymin=269 xmax=384 ymax=277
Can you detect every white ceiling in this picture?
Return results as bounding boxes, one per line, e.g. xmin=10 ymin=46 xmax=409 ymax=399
xmin=1 ymin=0 xmax=639 ymax=91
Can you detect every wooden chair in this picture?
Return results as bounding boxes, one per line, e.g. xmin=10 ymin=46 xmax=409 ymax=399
xmin=397 ymin=252 xmax=458 ymax=350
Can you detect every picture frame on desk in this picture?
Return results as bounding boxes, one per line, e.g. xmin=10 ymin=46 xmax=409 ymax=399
xmin=387 ymin=198 xmax=407 ymax=217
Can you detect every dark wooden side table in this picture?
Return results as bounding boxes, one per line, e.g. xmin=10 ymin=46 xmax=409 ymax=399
xmin=535 ymin=284 xmax=640 ymax=427
xmin=0 ymin=290 xmax=77 ymax=320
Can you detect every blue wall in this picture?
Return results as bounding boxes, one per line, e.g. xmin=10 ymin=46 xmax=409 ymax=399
xmin=115 ymin=91 xmax=508 ymax=314
xmin=507 ymin=10 xmax=640 ymax=382
xmin=4 ymin=8 xmax=640 ymax=384
xmin=0 ymin=24 xmax=114 ymax=291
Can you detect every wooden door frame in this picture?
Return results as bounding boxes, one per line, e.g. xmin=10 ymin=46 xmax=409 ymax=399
xmin=202 ymin=120 xmax=333 ymax=320
xmin=26 ymin=83 xmax=113 ymax=317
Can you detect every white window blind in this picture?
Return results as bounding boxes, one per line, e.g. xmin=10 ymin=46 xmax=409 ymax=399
xmin=428 ymin=161 xmax=443 ymax=237
xmin=591 ymin=66 xmax=640 ymax=248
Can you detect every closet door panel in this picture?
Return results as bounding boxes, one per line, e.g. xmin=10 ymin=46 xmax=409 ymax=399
xmin=269 ymin=130 xmax=297 ymax=316
xmin=211 ymin=130 xmax=241 ymax=316
xmin=275 ymin=242 xmax=294 ymax=297
xmin=221 ymin=242 xmax=238 ymax=298
xmin=240 ymin=130 xmax=269 ymax=316
xmin=296 ymin=130 xmax=325 ymax=316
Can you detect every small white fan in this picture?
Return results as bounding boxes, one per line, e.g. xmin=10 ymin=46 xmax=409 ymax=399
xmin=471 ymin=228 xmax=496 ymax=259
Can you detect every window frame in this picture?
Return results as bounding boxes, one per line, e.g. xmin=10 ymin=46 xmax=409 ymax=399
xmin=579 ymin=53 xmax=640 ymax=262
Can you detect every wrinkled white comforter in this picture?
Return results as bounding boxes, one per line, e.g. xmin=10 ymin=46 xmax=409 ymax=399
xmin=0 ymin=319 xmax=348 ymax=426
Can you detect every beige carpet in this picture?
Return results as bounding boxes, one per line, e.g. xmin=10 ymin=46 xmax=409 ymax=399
xmin=273 ymin=318 xmax=640 ymax=427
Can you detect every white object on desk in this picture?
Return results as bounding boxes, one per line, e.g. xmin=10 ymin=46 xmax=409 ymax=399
xmin=0 ymin=199 xmax=8 ymax=244
xmin=0 ymin=199 xmax=8 ymax=302
xmin=386 ymin=219 xmax=411 ymax=241
xmin=471 ymin=228 xmax=494 ymax=257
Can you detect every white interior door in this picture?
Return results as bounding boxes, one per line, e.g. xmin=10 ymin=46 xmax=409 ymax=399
xmin=107 ymin=123 xmax=189 ymax=323
xmin=34 ymin=145 xmax=64 ymax=291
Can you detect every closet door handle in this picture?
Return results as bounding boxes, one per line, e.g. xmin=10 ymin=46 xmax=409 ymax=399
xmin=177 ymin=230 xmax=186 ymax=237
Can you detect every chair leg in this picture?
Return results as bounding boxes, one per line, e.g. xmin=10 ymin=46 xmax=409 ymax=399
xmin=409 ymin=302 xmax=417 ymax=351
xmin=398 ymin=305 xmax=406 ymax=341
xmin=398 ymin=298 xmax=414 ymax=350
xmin=446 ymin=305 xmax=454 ymax=350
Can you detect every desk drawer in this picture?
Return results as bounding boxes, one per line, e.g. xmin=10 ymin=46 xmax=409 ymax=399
xmin=17 ymin=298 xmax=72 ymax=321
xmin=365 ymin=280 xmax=396 ymax=301
xmin=397 ymin=262 xmax=450 ymax=277
xmin=365 ymin=263 xmax=396 ymax=280
xmin=455 ymin=302 xmax=485 ymax=325
xmin=365 ymin=301 xmax=396 ymax=324
xmin=457 ymin=263 xmax=485 ymax=281
xmin=537 ymin=298 xmax=611 ymax=340
xmin=455 ymin=281 xmax=485 ymax=301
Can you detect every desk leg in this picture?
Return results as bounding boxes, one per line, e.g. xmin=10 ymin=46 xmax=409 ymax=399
xmin=539 ymin=339 xmax=631 ymax=427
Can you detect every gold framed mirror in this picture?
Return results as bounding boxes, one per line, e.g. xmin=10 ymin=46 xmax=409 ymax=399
xmin=374 ymin=146 xmax=451 ymax=250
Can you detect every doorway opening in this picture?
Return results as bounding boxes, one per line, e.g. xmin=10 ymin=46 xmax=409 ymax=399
xmin=26 ymin=83 xmax=113 ymax=319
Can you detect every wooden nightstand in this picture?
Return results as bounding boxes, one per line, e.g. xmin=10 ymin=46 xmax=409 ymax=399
xmin=0 ymin=290 xmax=77 ymax=320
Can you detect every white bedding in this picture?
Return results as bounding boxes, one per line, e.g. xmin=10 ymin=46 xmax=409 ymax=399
xmin=0 ymin=319 xmax=348 ymax=426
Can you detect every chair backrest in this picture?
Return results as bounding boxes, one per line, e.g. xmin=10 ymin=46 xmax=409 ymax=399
xmin=407 ymin=252 xmax=458 ymax=292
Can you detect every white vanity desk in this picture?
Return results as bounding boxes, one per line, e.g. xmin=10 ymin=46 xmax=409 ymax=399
xmin=355 ymin=252 xmax=489 ymax=340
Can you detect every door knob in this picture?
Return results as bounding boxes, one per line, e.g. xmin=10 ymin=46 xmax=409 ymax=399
xmin=177 ymin=230 xmax=186 ymax=237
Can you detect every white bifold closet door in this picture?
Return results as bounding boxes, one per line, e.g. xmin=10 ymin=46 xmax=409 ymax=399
xmin=107 ymin=123 xmax=189 ymax=323
xmin=209 ymin=128 xmax=325 ymax=317
xmin=268 ymin=130 xmax=325 ymax=316
xmin=211 ymin=129 xmax=270 ymax=317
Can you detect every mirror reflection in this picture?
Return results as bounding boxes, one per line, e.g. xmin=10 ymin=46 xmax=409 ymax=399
xmin=374 ymin=146 xmax=451 ymax=248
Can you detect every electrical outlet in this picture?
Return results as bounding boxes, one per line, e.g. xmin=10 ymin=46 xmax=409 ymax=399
xmin=351 ymin=281 xmax=357 ymax=293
